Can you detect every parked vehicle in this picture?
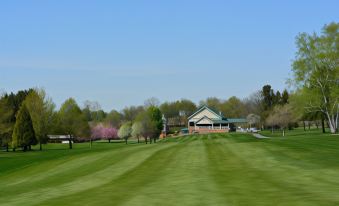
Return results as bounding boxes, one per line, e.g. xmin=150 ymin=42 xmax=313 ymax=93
xmin=248 ymin=128 xmax=260 ymax=133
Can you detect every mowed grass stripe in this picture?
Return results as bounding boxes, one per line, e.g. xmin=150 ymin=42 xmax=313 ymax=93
xmin=40 ymin=135 xmax=226 ymax=206
xmin=1 ymin=144 xmax=156 ymax=196
xmin=39 ymin=136 xmax=194 ymax=205
xmin=2 ymin=132 xmax=339 ymax=205
xmin=206 ymin=133 xmax=339 ymax=205
xmin=0 ymin=143 xmax=176 ymax=206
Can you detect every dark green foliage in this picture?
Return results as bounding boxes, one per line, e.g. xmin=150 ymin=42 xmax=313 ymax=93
xmin=160 ymin=99 xmax=197 ymax=126
xmin=281 ymin=89 xmax=289 ymax=104
xmin=0 ymin=90 xmax=32 ymax=151
xmin=0 ymin=96 xmax=14 ymax=151
xmin=260 ymin=85 xmax=290 ymax=126
xmin=12 ymin=104 xmax=37 ymax=151
xmin=262 ymin=85 xmax=273 ymax=110
xmin=147 ymin=106 xmax=163 ymax=143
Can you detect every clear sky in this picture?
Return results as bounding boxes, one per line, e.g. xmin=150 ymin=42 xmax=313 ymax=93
xmin=1 ymin=0 xmax=338 ymax=111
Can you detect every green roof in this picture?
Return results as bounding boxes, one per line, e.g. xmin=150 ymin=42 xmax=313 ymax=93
xmin=188 ymin=105 xmax=248 ymax=124
xmin=207 ymin=118 xmax=247 ymax=124
xmin=226 ymin=118 xmax=248 ymax=123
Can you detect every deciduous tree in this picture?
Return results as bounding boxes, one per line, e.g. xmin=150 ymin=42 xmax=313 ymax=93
xmin=292 ymin=22 xmax=339 ymax=133
xmin=58 ymin=98 xmax=90 ymax=149
xmin=24 ymin=89 xmax=55 ymax=150
xmin=118 ymin=123 xmax=132 ymax=144
xmin=131 ymin=121 xmax=143 ymax=143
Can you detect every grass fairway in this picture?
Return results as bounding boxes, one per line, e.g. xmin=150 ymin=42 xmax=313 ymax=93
xmin=2 ymin=132 xmax=339 ymax=206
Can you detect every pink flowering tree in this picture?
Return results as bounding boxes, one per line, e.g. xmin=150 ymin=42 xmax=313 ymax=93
xmin=91 ymin=124 xmax=118 ymax=144
xmin=102 ymin=127 xmax=118 ymax=143
xmin=91 ymin=124 xmax=104 ymax=141
xmin=90 ymin=124 xmax=104 ymax=148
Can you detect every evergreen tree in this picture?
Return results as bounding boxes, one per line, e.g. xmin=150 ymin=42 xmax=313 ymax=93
xmin=275 ymin=91 xmax=282 ymax=105
xmin=12 ymin=104 xmax=36 ymax=151
xmin=262 ymin=85 xmax=273 ymax=110
xmin=0 ymin=95 xmax=14 ymax=152
xmin=281 ymin=90 xmax=289 ymax=105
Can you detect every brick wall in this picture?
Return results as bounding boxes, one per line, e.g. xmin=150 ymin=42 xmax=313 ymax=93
xmin=188 ymin=127 xmax=229 ymax=134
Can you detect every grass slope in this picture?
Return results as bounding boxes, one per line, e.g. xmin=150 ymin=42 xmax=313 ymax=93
xmin=1 ymin=131 xmax=339 ymax=205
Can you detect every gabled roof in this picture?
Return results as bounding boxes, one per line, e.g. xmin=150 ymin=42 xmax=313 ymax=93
xmin=187 ymin=105 xmax=222 ymax=120
xmin=195 ymin=115 xmax=214 ymax=124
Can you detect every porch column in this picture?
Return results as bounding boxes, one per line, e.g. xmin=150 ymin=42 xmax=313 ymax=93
xmin=212 ymin=124 xmax=214 ymax=129
xmin=220 ymin=124 xmax=221 ymax=130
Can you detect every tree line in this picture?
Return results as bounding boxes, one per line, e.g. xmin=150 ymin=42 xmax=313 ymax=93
xmin=0 ymin=89 xmax=165 ymax=151
xmin=0 ymin=22 xmax=338 ymax=151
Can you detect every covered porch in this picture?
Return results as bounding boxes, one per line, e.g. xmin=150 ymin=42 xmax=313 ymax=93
xmin=188 ymin=116 xmax=230 ymax=133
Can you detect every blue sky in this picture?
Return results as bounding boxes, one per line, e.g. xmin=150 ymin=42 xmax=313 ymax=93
xmin=1 ymin=0 xmax=338 ymax=111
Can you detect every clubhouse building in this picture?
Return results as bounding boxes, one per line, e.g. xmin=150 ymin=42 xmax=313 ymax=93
xmin=188 ymin=105 xmax=247 ymax=134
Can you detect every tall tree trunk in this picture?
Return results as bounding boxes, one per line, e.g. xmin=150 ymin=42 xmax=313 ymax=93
xmin=282 ymin=129 xmax=285 ymax=137
xmin=145 ymin=137 xmax=147 ymax=144
xmin=39 ymin=142 xmax=42 ymax=151
xmin=137 ymin=136 xmax=140 ymax=143
xmin=125 ymin=138 xmax=127 ymax=144
xmin=109 ymin=139 xmax=111 ymax=143
xmin=69 ymin=135 xmax=73 ymax=149
xmin=303 ymin=121 xmax=306 ymax=131
xmin=28 ymin=145 xmax=31 ymax=151
xmin=308 ymin=122 xmax=311 ymax=130
xmin=6 ymin=144 xmax=8 ymax=152
xmin=336 ymin=108 xmax=338 ymax=133
xmin=322 ymin=117 xmax=326 ymax=133
xmin=324 ymin=109 xmax=338 ymax=134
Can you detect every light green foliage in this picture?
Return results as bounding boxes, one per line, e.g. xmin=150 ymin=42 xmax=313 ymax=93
xmin=220 ymin=96 xmax=247 ymax=118
xmin=122 ymin=106 xmax=144 ymax=122
xmin=292 ymin=22 xmax=339 ymax=133
xmin=58 ymin=98 xmax=90 ymax=148
xmin=2 ymin=131 xmax=339 ymax=205
xmin=24 ymin=89 xmax=56 ymax=150
xmin=199 ymin=97 xmax=221 ymax=111
xmin=118 ymin=122 xmax=132 ymax=144
xmin=105 ymin=110 xmax=123 ymax=127
xmin=131 ymin=121 xmax=143 ymax=142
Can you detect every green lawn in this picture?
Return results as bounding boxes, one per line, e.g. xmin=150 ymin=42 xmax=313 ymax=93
xmin=1 ymin=131 xmax=339 ymax=206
